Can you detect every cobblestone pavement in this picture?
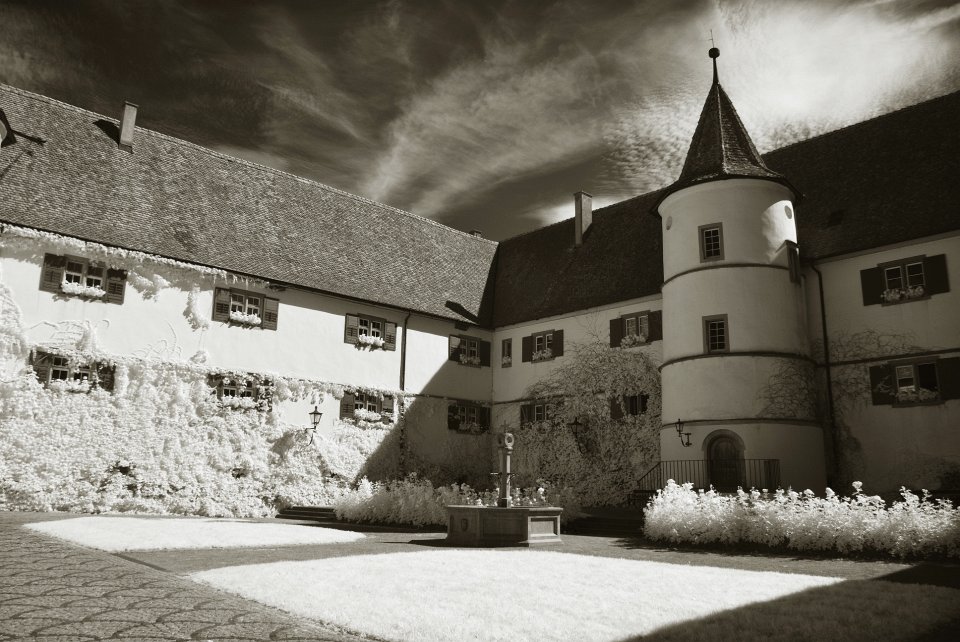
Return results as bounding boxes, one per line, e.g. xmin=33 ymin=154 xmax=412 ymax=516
xmin=0 ymin=514 xmax=372 ymax=641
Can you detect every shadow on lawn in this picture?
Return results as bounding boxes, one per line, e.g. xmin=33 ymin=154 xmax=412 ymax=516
xmin=624 ymin=577 xmax=960 ymax=642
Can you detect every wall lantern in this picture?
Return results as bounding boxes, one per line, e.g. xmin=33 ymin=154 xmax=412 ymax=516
xmin=675 ymin=419 xmax=692 ymax=447
xmin=306 ymin=405 xmax=323 ymax=444
xmin=568 ymin=417 xmax=590 ymax=455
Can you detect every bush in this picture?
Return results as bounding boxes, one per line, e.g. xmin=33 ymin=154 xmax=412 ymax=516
xmin=332 ymin=473 xmax=583 ymax=526
xmin=644 ymin=480 xmax=960 ymax=559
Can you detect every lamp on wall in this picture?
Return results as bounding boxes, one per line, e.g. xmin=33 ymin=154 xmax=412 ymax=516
xmin=306 ymin=405 xmax=323 ymax=444
xmin=568 ymin=417 xmax=589 ymax=455
xmin=675 ymin=419 xmax=692 ymax=447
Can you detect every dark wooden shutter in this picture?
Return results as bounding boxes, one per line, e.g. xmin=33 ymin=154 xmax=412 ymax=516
xmin=521 ymin=336 xmax=533 ymax=362
xmin=448 ymin=335 xmax=462 ymax=361
xmin=924 ymin=254 xmax=949 ymax=295
xmin=213 ymin=288 xmax=232 ymax=322
xmin=447 ymin=405 xmax=460 ymax=430
xmin=553 ymin=330 xmax=564 ymax=357
xmin=262 ymin=297 xmax=280 ymax=330
xmin=860 ymin=267 xmax=884 ymax=306
xmin=381 ymin=395 xmax=395 ymax=421
xmin=344 ymin=315 xmax=360 ymax=344
xmin=39 ymin=254 xmax=66 ymax=293
xmin=610 ymin=318 xmax=623 ymax=348
xmin=384 ymin=323 xmax=398 ymax=351
xmin=95 ymin=363 xmax=115 ymax=392
xmin=938 ymin=357 xmax=960 ymax=401
xmin=479 ymin=340 xmax=491 ymax=367
xmin=31 ymin=351 xmax=52 ymax=384
xmin=206 ymin=373 xmax=221 ymax=396
xmin=104 ymin=268 xmax=126 ymax=305
xmin=520 ymin=404 xmax=533 ymax=425
xmin=340 ymin=393 xmax=355 ymax=418
xmin=649 ymin=311 xmax=663 ymax=341
xmin=640 ymin=394 xmax=649 ymax=414
xmin=610 ymin=397 xmax=624 ymax=420
xmin=868 ymin=364 xmax=895 ymax=405
xmin=480 ymin=406 xmax=491 ymax=429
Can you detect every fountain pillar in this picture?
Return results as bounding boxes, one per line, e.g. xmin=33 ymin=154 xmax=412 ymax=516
xmin=497 ymin=432 xmax=514 ymax=507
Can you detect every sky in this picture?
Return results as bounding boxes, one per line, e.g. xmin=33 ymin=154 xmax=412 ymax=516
xmin=1 ymin=0 xmax=958 ymax=240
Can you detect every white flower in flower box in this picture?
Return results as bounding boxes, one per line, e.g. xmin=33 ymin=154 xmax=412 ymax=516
xmin=47 ymin=378 xmax=91 ymax=393
xmin=61 ymin=281 xmax=107 ymax=298
xmin=357 ymin=335 xmax=385 ymax=348
xmin=620 ymin=334 xmax=646 ymax=348
xmin=459 ymin=353 xmax=481 ymax=366
xmin=353 ymin=408 xmax=383 ymax=422
xmin=501 ymin=355 xmax=512 ymax=366
xmin=531 ymin=348 xmax=553 ymax=362
xmin=229 ymin=310 xmax=262 ymax=326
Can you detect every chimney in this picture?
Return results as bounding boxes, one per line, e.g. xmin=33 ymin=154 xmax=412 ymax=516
xmin=574 ymin=191 xmax=592 ymax=246
xmin=118 ymin=101 xmax=138 ymax=152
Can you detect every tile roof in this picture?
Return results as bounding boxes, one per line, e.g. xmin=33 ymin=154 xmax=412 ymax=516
xmin=657 ymin=52 xmax=794 ymax=207
xmin=0 ymin=84 xmax=497 ymax=325
xmin=494 ymin=89 xmax=960 ymax=326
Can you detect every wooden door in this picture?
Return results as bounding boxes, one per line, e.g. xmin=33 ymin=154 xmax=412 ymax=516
xmin=708 ymin=436 xmax=743 ymax=492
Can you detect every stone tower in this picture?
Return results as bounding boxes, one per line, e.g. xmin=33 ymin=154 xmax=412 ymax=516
xmin=655 ymin=49 xmax=826 ymax=492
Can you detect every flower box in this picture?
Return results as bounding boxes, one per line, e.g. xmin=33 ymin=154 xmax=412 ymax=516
xmin=620 ymin=334 xmax=646 ymax=348
xmin=229 ymin=310 xmax=262 ymax=326
xmin=357 ymin=335 xmax=385 ymax=349
xmin=459 ymin=353 xmax=481 ymax=366
xmin=895 ymin=387 xmax=940 ymax=404
xmin=220 ymin=396 xmax=259 ymax=410
xmin=61 ymin=281 xmax=106 ymax=298
xmin=47 ymin=378 xmax=91 ymax=393
xmin=531 ymin=348 xmax=553 ymax=362
xmin=501 ymin=355 xmax=512 ymax=367
xmin=881 ymin=285 xmax=925 ymax=304
xmin=353 ymin=408 xmax=383 ymax=422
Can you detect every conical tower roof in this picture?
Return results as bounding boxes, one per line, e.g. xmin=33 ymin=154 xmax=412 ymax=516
xmin=657 ymin=48 xmax=798 ymax=208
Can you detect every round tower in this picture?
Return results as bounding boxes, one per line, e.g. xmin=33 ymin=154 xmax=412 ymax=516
xmin=655 ymin=49 xmax=825 ymax=492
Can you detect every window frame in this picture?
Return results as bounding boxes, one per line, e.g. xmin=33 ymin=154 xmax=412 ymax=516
xmin=878 ymin=255 xmax=930 ymax=305
xmin=32 ymin=350 xmax=113 ymax=392
xmin=620 ymin=312 xmax=650 ymax=346
xmin=447 ymin=401 xmax=489 ymax=432
xmin=698 ymin=223 xmax=724 ymax=262
xmin=703 ymin=314 xmax=729 ymax=354
xmin=891 ymin=358 xmax=941 ymax=406
xmin=501 ymin=338 xmax=512 ymax=367
xmin=451 ymin=333 xmax=484 ymax=367
xmin=531 ymin=330 xmax=555 ymax=362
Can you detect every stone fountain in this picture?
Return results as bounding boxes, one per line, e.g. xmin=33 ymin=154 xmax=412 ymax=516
xmin=445 ymin=432 xmax=563 ymax=546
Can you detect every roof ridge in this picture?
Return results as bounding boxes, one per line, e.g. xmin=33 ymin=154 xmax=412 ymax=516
xmin=0 ymin=83 xmax=498 ymax=247
xmin=766 ymin=89 xmax=960 ymax=156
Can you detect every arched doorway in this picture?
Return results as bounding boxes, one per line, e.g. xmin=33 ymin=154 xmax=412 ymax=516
xmin=707 ymin=434 xmax=744 ymax=492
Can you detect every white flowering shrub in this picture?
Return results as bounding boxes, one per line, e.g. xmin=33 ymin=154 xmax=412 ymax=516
xmin=332 ymin=474 xmax=582 ymax=526
xmin=644 ymin=480 xmax=960 ymax=558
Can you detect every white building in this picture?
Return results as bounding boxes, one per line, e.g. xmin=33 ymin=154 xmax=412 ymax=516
xmin=0 ymin=52 xmax=957 ymax=514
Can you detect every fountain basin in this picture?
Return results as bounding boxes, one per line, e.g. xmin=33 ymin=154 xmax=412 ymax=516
xmin=445 ymin=505 xmax=563 ymax=547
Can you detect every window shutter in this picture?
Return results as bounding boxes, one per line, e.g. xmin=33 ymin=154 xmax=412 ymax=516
xmin=384 ymin=322 xmax=398 ymax=351
xmin=553 ymin=330 xmax=564 ymax=357
xmin=610 ymin=397 xmax=624 ymax=420
xmin=938 ymin=357 xmax=960 ymax=401
xmin=344 ymin=315 xmax=360 ymax=344
xmin=447 ymin=405 xmax=460 ymax=430
xmin=610 ymin=318 xmax=623 ymax=348
xmin=448 ymin=335 xmax=462 ymax=361
xmin=206 ymin=374 xmax=221 ymax=396
xmin=649 ymin=311 xmax=663 ymax=341
xmin=31 ymin=351 xmax=52 ymax=385
xmin=860 ymin=267 xmax=884 ymax=306
xmin=640 ymin=394 xmax=649 ymax=414
xmin=95 ymin=363 xmax=115 ymax=392
xmin=479 ymin=340 xmax=491 ymax=367
xmin=924 ymin=254 xmax=949 ymax=295
xmin=213 ymin=288 xmax=232 ymax=322
xmin=868 ymin=364 xmax=895 ymax=405
xmin=103 ymin=268 xmax=127 ymax=305
xmin=381 ymin=395 xmax=395 ymax=421
xmin=521 ymin=336 xmax=532 ymax=362
xmin=480 ymin=406 xmax=491 ymax=429
xmin=340 ymin=393 xmax=355 ymax=418
xmin=39 ymin=254 xmax=66 ymax=293
xmin=520 ymin=404 xmax=533 ymax=425
xmin=261 ymin=297 xmax=280 ymax=330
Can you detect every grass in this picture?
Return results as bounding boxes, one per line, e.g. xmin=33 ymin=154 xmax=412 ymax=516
xmin=191 ymin=549 xmax=860 ymax=641
xmin=23 ymin=515 xmax=365 ymax=551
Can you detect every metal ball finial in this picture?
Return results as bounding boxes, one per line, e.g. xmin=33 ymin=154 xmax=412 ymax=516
xmin=709 ymin=47 xmax=720 ymax=59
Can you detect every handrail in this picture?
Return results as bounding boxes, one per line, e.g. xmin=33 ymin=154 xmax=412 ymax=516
xmin=637 ymin=459 xmax=781 ymax=493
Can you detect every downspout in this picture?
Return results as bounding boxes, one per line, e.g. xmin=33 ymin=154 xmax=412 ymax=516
xmin=810 ymin=263 xmax=837 ymax=484
xmin=397 ymin=311 xmax=413 ymax=475
xmin=399 ymin=311 xmax=412 ymax=391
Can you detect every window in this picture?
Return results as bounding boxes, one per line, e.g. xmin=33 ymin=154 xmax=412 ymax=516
xmin=208 ymin=374 xmax=272 ymax=410
xmin=214 ymin=288 xmax=279 ymax=330
xmin=344 ymin=314 xmax=396 ymax=349
xmin=448 ymin=334 xmax=490 ymax=366
xmin=610 ymin=394 xmax=648 ymax=419
xmin=447 ymin=402 xmax=490 ymax=432
xmin=521 ymin=401 xmax=559 ymax=425
xmin=869 ymin=357 xmax=960 ymax=406
xmin=786 ymin=240 xmax=801 ymax=284
xmin=339 ymin=391 xmax=395 ymax=422
xmin=699 ymin=223 xmax=724 ymax=261
xmin=39 ymin=254 xmax=127 ymax=304
xmin=31 ymin=350 xmax=114 ymax=392
xmin=610 ymin=311 xmax=662 ymax=347
xmin=860 ymin=254 xmax=949 ymax=306
xmin=501 ymin=338 xmax=512 ymax=367
xmin=522 ymin=329 xmax=563 ymax=362
xmin=703 ymin=315 xmax=728 ymax=353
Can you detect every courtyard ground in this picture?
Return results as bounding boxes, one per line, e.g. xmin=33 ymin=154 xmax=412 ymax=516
xmin=1 ymin=511 xmax=958 ymax=641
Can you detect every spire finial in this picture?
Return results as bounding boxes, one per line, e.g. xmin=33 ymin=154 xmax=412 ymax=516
xmin=708 ymin=39 xmax=720 ymax=84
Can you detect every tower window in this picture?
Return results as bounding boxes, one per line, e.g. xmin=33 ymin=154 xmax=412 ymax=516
xmin=703 ymin=315 xmax=728 ymax=353
xmin=699 ymin=223 xmax=724 ymax=261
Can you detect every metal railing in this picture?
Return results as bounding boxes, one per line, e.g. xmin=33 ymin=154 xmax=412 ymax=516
xmin=637 ymin=459 xmax=781 ymax=494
